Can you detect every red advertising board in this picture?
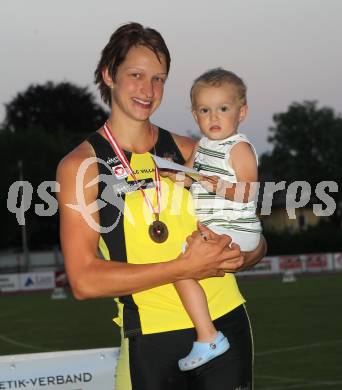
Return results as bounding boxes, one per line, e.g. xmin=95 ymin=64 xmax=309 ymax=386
xmin=279 ymin=256 xmax=303 ymax=271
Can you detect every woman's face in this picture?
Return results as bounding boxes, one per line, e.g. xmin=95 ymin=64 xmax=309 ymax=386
xmin=110 ymin=45 xmax=168 ymax=122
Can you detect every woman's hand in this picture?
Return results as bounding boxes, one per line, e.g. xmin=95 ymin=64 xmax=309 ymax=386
xmin=178 ymin=224 xmax=244 ymax=280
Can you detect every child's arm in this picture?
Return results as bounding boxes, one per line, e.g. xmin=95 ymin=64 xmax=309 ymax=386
xmin=200 ymin=142 xmax=258 ymax=203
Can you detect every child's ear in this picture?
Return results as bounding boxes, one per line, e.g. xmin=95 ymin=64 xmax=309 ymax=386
xmin=192 ymin=110 xmax=199 ymax=124
xmin=238 ymin=105 xmax=248 ymax=123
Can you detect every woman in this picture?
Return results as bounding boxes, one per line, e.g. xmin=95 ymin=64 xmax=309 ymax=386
xmin=57 ymin=22 xmax=266 ymax=390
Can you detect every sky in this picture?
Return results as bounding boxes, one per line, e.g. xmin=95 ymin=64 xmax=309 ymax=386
xmin=1 ymin=0 xmax=342 ymax=153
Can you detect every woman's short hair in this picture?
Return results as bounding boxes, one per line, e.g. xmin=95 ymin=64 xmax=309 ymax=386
xmin=94 ymin=22 xmax=171 ymax=106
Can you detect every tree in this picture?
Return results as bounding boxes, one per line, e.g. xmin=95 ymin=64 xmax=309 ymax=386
xmin=3 ymin=81 xmax=107 ymax=143
xmin=1 ymin=81 xmax=108 ymax=250
xmin=260 ymin=101 xmax=342 ymax=227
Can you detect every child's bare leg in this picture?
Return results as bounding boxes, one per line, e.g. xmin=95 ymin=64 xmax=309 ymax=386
xmin=174 ymin=279 xmax=218 ymax=342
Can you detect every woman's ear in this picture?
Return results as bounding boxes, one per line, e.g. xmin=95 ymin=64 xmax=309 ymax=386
xmin=238 ymin=104 xmax=248 ymax=123
xmin=102 ymin=68 xmax=114 ymax=88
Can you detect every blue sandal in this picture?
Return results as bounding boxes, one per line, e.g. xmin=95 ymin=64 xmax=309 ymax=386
xmin=178 ymin=331 xmax=230 ymax=371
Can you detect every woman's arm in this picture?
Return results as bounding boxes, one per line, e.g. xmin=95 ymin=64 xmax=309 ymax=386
xmin=240 ymin=236 xmax=267 ymax=270
xmin=57 ymin=143 xmax=244 ymax=300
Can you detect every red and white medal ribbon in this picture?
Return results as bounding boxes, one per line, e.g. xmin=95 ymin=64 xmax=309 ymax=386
xmin=103 ymin=122 xmax=161 ymax=217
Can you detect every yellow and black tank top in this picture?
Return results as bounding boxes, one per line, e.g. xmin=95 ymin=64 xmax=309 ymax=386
xmin=87 ymin=128 xmax=245 ymax=337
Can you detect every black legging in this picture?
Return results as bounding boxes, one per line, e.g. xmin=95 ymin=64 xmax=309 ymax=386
xmin=127 ymin=304 xmax=253 ymax=390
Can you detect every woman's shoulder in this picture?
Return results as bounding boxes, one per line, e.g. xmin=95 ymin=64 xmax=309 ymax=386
xmin=57 ymin=138 xmax=96 ymax=181
xmin=167 ymin=131 xmax=196 ymax=161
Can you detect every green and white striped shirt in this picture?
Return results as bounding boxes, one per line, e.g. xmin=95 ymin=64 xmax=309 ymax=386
xmin=191 ymin=133 xmax=262 ymax=234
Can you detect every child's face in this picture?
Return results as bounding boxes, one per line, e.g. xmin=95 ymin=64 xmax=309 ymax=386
xmin=192 ymin=83 xmax=247 ymax=140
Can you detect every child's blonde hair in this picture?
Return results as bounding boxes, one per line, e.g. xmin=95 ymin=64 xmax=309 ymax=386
xmin=190 ymin=68 xmax=247 ymax=109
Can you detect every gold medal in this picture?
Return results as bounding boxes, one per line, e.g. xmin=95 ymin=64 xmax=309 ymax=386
xmin=149 ymin=214 xmax=168 ymax=243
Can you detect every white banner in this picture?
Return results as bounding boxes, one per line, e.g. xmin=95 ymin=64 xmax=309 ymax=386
xmin=0 ymin=348 xmax=119 ymax=389
xmin=333 ymin=252 xmax=342 ymax=270
xmin=19 ymin=272 xmax=55 ymax=291
xmin=0 ymin=274 xmax=20 ymax=292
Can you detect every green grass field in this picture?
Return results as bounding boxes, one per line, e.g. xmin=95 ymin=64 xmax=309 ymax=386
xmin=1 ymin=273 xmax=341 ymax=389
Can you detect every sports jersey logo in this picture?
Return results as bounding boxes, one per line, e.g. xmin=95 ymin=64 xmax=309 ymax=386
xmin=112 ymin=164 xmax=128 ymax=179
xmin=67 ymin=157 xmax=147 ymax=233
xmin=106 ymin=156 xmax=120 ymax=165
